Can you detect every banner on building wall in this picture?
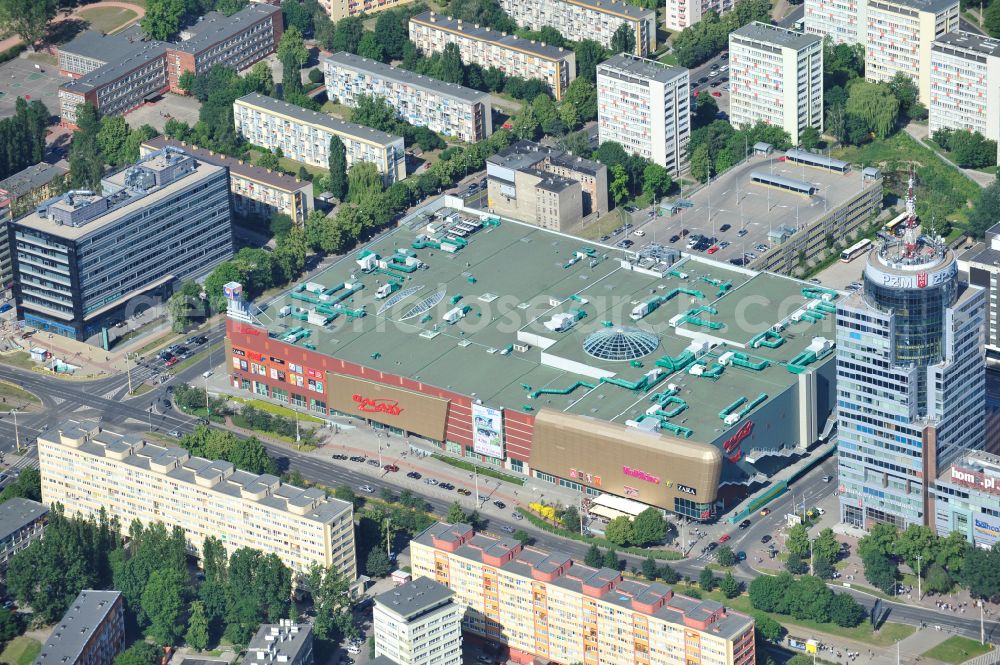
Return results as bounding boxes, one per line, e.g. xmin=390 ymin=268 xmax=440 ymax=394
xmin=472 ymin=404 xmax=504 ymax=459
xmin=327 ymin=373 xmax=450 ymax=441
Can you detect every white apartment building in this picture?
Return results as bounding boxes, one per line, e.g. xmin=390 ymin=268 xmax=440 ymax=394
xmin=804 ymin=0 xmax=865 ymax=44
xmin=866 ymin=0 xmax=960 ymax=106
xmin=498 ymin=0 xmax=656 ymax=57
xmin=373 ymin=578 xmax=462 ymax=665
xmin=38 ymin=420 xmax=357 ymax=579
xmin=408 ymin=12 xmax=576 ymax=100
xmin=322 ymin=52 xmax=492 ymax=144
xmin=233 ymin=93 xmax=406 ymax=184
xmin=729 ymin=22 xmax=823 ymax=146
xmin=929 ymin=31 xmax=1000 ymax=145
xmin=665 ymin=0 xmax=733 ymax=32
xmin=597 ymin=54 xmax=691 ymax=175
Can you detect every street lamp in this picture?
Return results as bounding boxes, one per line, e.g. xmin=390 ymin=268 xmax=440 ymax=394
xmin=11 ymin=409 xmax=19 ymax=453
xmin=147 ymin=402 xmax=153 ymax=433
xmin=916 ymin=554 xmax=923 ymax=601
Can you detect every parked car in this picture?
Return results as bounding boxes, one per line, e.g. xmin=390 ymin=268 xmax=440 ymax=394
xmin=366 ymin=459 xmax=380 ymax=466
xmin=707 ymin=245 xmax=719 ymax=254
xmin=759 ymin=508 xmax=771 ymax=516
xmin=760 ymin=535 xmax=772 ymax=544
xmin=633 ymin=229 xmax=646 ymax=237
xmin=719 ymin=224 xmax=731 ymax=232
xmin=332 ymin=454 xmax=348 ymax=460
xmin=738 ymin=519 xmax=752 ymax=529
xmin=737 ymin=550 xmax=747 ymax=562
xmin=719 ymin=241 xmax=731 ymax=249
xmin=719 ymin=534 xmax=731 ymax=543
xmin=706 ymin=542 xmax=719 ymax=552
xmin=500 ymin=526 xmax=515 ymax=533
xmin=165 ymin=357 xmax=179 ymax=367
xmin=406 ymin=471 xmax=422 ymax=479
xmin=511 ymin=511 xmax=523 ymax=520
xmin=359 ymin=485 xmax=375 ymax=493
xmin=494 ymin=500 xmax=506 ymax=509
xmin=349 ymin=456 xmax=366 ymax=462
xmin=737 ymin=228 xmax=748 ymax=237
xmin=168 ymin=430 xmax=181 ymax=438
xmin=823 ymin=474 xmax=833 ymax=482
xmin=424 ymin=478 xmax=439 ymax=485
xmin=669 ymin=234 xmax=681 ymax=243
xmin=383 ymin=464 xmax=400 ymax=472
xmin=457 ymin=488 xmax=472 ymax=496
xmin=681 ymin=228 xmax=690 ymax=237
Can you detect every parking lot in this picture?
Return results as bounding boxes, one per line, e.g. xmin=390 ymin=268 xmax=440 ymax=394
xmin=0 ymin=56 xmax=65 ymax=120
xmin=125 ymin=92 xmax=202 ymax=132
xmin=691 ymin=54 xmax=730 ymax=114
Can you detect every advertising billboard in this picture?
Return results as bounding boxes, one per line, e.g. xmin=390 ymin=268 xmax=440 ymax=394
xmin=327 ymin=373 xmax=450 ymax=441
xmin=472 ymin=403 xmax=504 ymax=459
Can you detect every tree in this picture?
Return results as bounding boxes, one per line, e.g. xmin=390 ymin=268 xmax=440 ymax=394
xmin=97 ymin=116 xmax=131 ymax=167
xmin=690 ymin=142 xmax=712 ymax=183
xmin=0 ymin=609 xmax=21 ymax=643
xmin=716 ymin=546 xmax=737 ymax=567
xmin=609 ymin=163 xmax=629 ymax=206
xmin=447 ymin=501 xmax=467 ymax=524
xmin=69 ymin=104 xmax=105 ymax=191
xmin=603 ymin=548 xmax=620 ymax=570
xmin=307 ymin=564 xmax=355 ymax=644
xmin=224 ymin=548 xmax=292 ymax=644
xmin=366 ymin=548 xmax=392 ymax=578
xmin=812 ymin=557 xmax=834 ymax=580
xmin=969 ymin=180 xmax=1000 ymax=239
xmin=659 ymin=564 xmax=679 ymax=583
xmin=255 ymin=150 xmax=281 ymax=171
xmin=935 ymin=531 xmax=970 ymax=576
xmin=846 ymin=79 xmax=900 ymax=139
xmin=0 ymin=466 xmax=40 ymax=502
xmin=141 ymin=0 xmax=185 ymax=40
xmin=438 ymin=43 xmax=465 ymax=84
xmin=374 ymin=10 xmax=408 ymax=60
xmin=227 ymin=436 xmax=279 ymax=475
xmin=641 ymin=163 xmax=672 ymax=201
xmin=610 ymin=23 xmax=635 ymax=54
xmin=143 ymin=568 xmax=187 ymax=645
xmin=862 ymin=552 xmax=898 ymax=595
xmin=752 ymin=612 xmax=784 ymax=643
xmin=278 ymin=26 xmax=309 ymax=69
xmin=960 ymin=544 xmax=1000 ymax=602
xmin=605 ymin=516 xmax=634 ymax=547
xmin=561 ymin=505 xmax=580 ymax=532
xmin=699 ymin=567 xmax=717 ymax=591
xmin=799 ymin=126 xmax=821 ymax=150
xmin=246 ymin=62 xmax=275 ymax=97
xmin=574 ymin=40 xmax=608 ymax=83
xmin=986 ymin=0 xmax=1000 ymax=37
xmin=347 ymin=162 xmax=384 ymax=203
xmin=749 ymin=573 xmax=793 ymax=613
xmin=787 ymin=524 xmax=810 ymax=558
xmin=324 ymin=135 xmax=349 ymax=201
xmin=114 ymin=642 xmax=162 ymax=665
xmin=641 ymin=556 xmax=658 ymax=580
xmin=859 ymin=523 xmax=898 ymax=560
xmin=895 ymin=524 xmax=939 ymax=573
xmin=924 ymin=563 xmax=953 ymax=595
xmin=829 ymin=593 xmax=865 ymax=627
xmin=632 ymin=508 xmax=667 ymax=547
xmin=333 ymin=16 xmax=365 ymax=53
xmin=584 ymin=543 xmax=603 ymax=567
xmin=122 ymin=124 xmax=158 ymax=165
xmin=351 ymin=94 xmax=398 ymax=132
xmin=785 ymin=551 xmax=808 ymax=575
xmin=812 ymin=528 xmax=840 ymax=568
xmin=167 ymin=281 xmax=204 ymax=332
xmin=888 ymin=71 xmax=919 ymax=115
xmin=512 ymin=106 xmax=541 ymax=141
xmin=719 ymin=572 xmax=741 ymax=598
xmin=356 ymin=32 xmax=385 ymax=62
xmin=512 ymin=530 xmax=532 ymax=546
xmin=786 ymin=575 xmax=833 ymax=622
xmin=563 ymin=78 xmax=597 ymax=122
xmin=0 ymin=0 xmax=56 ymax=48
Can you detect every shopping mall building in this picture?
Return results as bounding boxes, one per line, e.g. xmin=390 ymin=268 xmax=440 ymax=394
xmin=224 ymin=206 xmax=839 ymax=520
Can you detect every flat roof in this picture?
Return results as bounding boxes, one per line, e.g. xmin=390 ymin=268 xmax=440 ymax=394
xmin=60 ymin=40 xmax=167 ymax=94
xmin=785 ymin=148 xmax=849 ymax=171
xmin=322 ymin=52 xmax=491 ymax=105
xmin=172 ymin=4 xmax=280 ymax=53
xmin=415 ymin=522 xmax=753 ymax=640
xmin=411 ymin=12 xmax=574 ymax=60
xmin=0 ymin=163 xmax=67 ymax=198
xmin=36 ymin=591 xmax=121 ymax=665
xmin=874 ymin=0 xmax=958 ymax=13
xmin=597 ymin=53 xmax=689 ymax=84
xmin=44 ymin=420 xmax=352 ymax=524
xmin=933 ymin=30 xmax=1000 ymax=58
xmin=374 ymin=577 xmax=454 ymax=619
xmin=59 ymin=24 xmax=146 ymax=62
xmin=488 ymin=140 xmax=604 ymax=176
xmin=141 ymin=136 xmax=312 ymax=192
xmin=234 ymin=92 xmax=402 ymax=148
xmin=0 ymin=497 xmax=47 ymax=540
xmin=731 ymin=21 xmax=821 ymax=50
xmin=564 ymin=0 xmax=656 ymax=20
xmin=244 ymin=623 xmax=312 ymax=665
xmin=251 ymin=207 xmax=837 ymax=453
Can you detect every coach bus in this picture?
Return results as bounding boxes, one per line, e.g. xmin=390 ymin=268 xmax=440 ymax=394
xmin=841 ymin=238 xmax=872 ymax=262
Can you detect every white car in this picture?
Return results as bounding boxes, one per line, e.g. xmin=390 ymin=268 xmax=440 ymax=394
xmin=359 ymin=485 xmax=375 ymax=493
xmin=346 ymin=645 xmax=361 ymax=654
xmin=633 ymin=229 xmax=646 ymax=237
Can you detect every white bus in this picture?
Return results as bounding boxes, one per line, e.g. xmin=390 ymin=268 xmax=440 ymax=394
xmin=841 ymin=238 xmax=872 ymax=262
xmin=885 ymin=212 xmax=909 ymax=236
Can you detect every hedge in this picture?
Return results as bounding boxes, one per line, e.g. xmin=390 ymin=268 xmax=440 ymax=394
xmin=0 ymin=44 xmax=25 ymax=65
xmin=516 ymin=507 xmax=683 ymax=561
xmin=431 ymin=454 xmax=525 ymax=486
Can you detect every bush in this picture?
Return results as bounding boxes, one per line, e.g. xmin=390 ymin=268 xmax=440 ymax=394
xmin=829 ymin=592 xmax=865 ymax=627
xmin=516 ymin=508 xmax=682 ymax=560
xmin=0 ymin=43 xmax=26 ymax=65
xmin=308 ymin=68 xmax=324 ymax=84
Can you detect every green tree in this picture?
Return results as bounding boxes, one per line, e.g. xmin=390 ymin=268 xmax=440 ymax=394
xmin=960 ymin=544 xmax=1000 ymax=602
xmin=593 ymin=141 xmax=629 ymax=168
xmin=326 ymin=135 xmax=348 ymax=201
xmin=858 ymin=523 xmax=898 ymax=560
xmin=374 ymin=10 xmax=408 ymax=60
xmin=69 ymin=103 xmax=105 ymax=191
xmin=306 ymin=564 xmax=355 ymax=644
xmin=141 ymin=0 xmax=185 ymax=40
xmin=799 ymin=125 xmax=821 ymax=150
xmin=812 ymin=557 xmax=835 ymax=580
xmin=748 ymin=572 xmax=793 ymax=613
xmin=347 ymin=161 xmax=384 ymax=203
xmin=787 ymin=523 xmax=810 ymax=558
xmin=512 ymin=105 xmax=541 ymax=141
xmin=256 ymin=150 xmax=281 ymax=171
xmin=603 ymin=548 xmax=620 ymax=570
xmin=584 ymin=543 xmax=603 ymax=567
xmin=143 ymin=568 xmax=187 ymax=645
xmin=97 ymin=116 xmax=131 ymax=166
xmin=632 ymin=508 xmax=667 ymax=547
xmin=512 ymin=530 xmax=532 ymax=545
xmin=0 ymin=466 xmax=40 ymax=502
xmin=561 ymin=505 xmax=580 ymax=532
xmin=751 ymin=612 xmax=784 ymax=642
xmin=659 ymin=564 xmax=680 ymax=584
xmin=924 ymin=563 xmax=953 ymax=595
xmin=785 ymin=551 xmax=808 ymax=575
xmin=438 ymin=43 xmax=465 ymax=84
xmin=699 ymin=567 xmax=717 ymax=591
xmin=609 ymin=163 xmax=629 ymax=206
xmin=122 ymin=124 xmax=159 ymax=165
xmin=862 ymin=552 xmax=898 ymax=595
xmin=690 ymin=142 xmax=711 ymax=183
xmin=935 ymin=531 xmax=970 ymax=576
xmin=227 ymin=436 xmax=279 ymax=475
xmin=278 ymin=25 xmax=309 ymax=69
xmin=641 ymin=163 xmax=672 ymax=201
xmin=563 ymin=78 xmax=597 ymax=122
xmin=224 ymin=548 xmax=292 ymax=644
xmin=985 ymin=0 xmax=1000 ymax=38
xmin=719 ymin=571 xmax=741 ymax=598
xmin=574 ymin=39 xmax=608 ymax=83
xmin=812 ymin=528 xmax=840 ymax=568
xmin=610 ymin=23 xmax=635 ymax=54
xmin=166 ymin=281 xmax=204 ymax=332
xmin=356 ymin=32 xmax=385 ymax=61
xmin=968 ymin=180 xmax=1000 ymax=239
xmin=895 ymin=524 xmax=939 ymax=574
xmin=888 ymin=71 xmax=919 ymax=114
xmin=829 ymin=592 xmax=865 ymax=627
xmin=641 ymin=556 xmax=658 ymax=580
xmin=114 ymin=642 xmax=162 ymax=665
xmin=846 ymin=79 xmax=900 ymax=139
xmin=604 ymin=516 xmax=634 ymax=547
xmin=333 ymin=16 xmax=365 ymax=52
xmin=786 ymin=575 xmax=833 ymax=622
xmin=366 ymin=548 xmax=392 ymax=577
xmin=447 ymin=501 xmax=467 ymax=524
xmin=0 ymin=609 xmax=21 ymax=643
xmin=716 ymin=546 xmax=736 ymax=567
xmin=0 ymin=0 xmax=56 ymax=48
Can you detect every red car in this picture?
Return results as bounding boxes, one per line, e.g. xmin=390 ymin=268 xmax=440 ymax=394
xmin=718 ymin=534 xmax=732 ymax=543
xmin=692 ymin=90 xmax=700 ymax=97
xmin=711 ymin=91 xmax=722 ymax=97
xmin=165 ymin=357 xmax=179 ymax=367
xmin=707 ymin=245 xmax=719 ymax=254
xmin=383 ymin=464 xmax=400 ymax=472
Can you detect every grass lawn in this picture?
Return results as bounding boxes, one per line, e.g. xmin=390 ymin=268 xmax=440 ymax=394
xmin=0 ymin=380 xmax=40 ymax=410
xmin=129 ymin=382 xmax=155 ymax=397
xmin=231 ymin=396 xmax=326 ymax=424
xmin=0 ymin=636 xmax=41 ymax=665
xmin=658 ymin=52 xmax=679 ymax=65
xmin=321 ymin=101 xmax=353 ymax=119
xmin=0 ymin=351 xmax=37 ymax=371
xmin=79 ymin=6 xmax=138 ymax=33
xmin=135 ymin=330 xmax=183 ymax=358
xmin=168 ymin=342 xmax=222 ymax=375
xmin=278 ymin=156 xmax=326 ymax=179
xmin=922 ymin=636 xmax=993 ymax=664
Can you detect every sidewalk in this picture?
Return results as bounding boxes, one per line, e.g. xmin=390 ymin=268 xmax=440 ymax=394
xmin=904 ymin=123 xmax=996 ymax=188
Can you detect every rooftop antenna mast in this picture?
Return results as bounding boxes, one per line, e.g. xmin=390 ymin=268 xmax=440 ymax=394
xmin=903 ymin=167 xmax=918 ymax=258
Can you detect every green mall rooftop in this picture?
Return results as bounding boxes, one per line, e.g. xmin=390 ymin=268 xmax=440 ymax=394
xmin=224 ymin=204 xmax=839 ymax=519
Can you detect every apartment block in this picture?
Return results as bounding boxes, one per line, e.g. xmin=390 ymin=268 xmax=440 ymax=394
xmin=374 ymin=578 xmax=463 ymax=665
xmin=597 ymin=53 xmax=691 ymax=175
xmin=244 ymin=622 xmax=314 ymax=665
xmin=408 ymin=12 xmax=576 ymax=100
xmin=319 ymin=0 xmax=418 ymax=22
xmin=233 ymin=93 xmax=406 ymax=184
xmin=322 ymin=52 xmax=492 ymax=143
xmin=57 ymin=5 xmax=282 ymax=127
xmin=38 ymin=420 xmax=357 ymax=578
xmin=804 ymin=0 xmax=864 ymax=44
xmin=11 ymin=147 xmax=232 ymax=342
xmin=866 ymin=0 xmax=959 ymax=106
xmin=665 ymin=0 xmax=733 ymax=32
xmin=0 ymin=498 xmax=47 ymax=571
xmin=411 ymin=523 xmax=756 ymax=665
xmin=930 ymin=31 xmax=1000 ymax=146
xmin=498 ymin=0 xmax=655 ymax=57
xmin=729 ymin=23 xmax=823 ymax=145
xmin=36 ymin=591 xmax=124 ymax=665
xmin=141 ymin=136 xmax=315 ymax=224
xmin=0 ymin=162 xmax=69 ymax=287
xmin=486 ymin=139 xmax=607 ymax=230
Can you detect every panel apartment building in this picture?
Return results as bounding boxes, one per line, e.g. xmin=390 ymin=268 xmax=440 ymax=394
xmin=36 ymin=591 xmax=124 ymax=665
xmin=38 ymin=420 xmax=358 ymax=578
xmin=665 ymin=0 xmax=733 ymax=32
xmin=141 ymin=136 xmax=315 ymax=224
xmin=596 ymin=54 xmax=691 ymax=176
xmin=373 ymin=578 xmax=463 ymax=665
xmin=319 ymin=0 xmax=417 ymax=22
xmin=57 ymin=4 xmax=282 ymax=127
xmin=728 ymin=23 xmax=823 ymax=146
xmin=322 ymin=52 xmax=492 ymax=143
xmin=11 ymin=147 xmax=232 ymax=342
xmin=929 ymin=31 xmax=1000 ymax=147
xmin=498 ymin=0 xmax=655 ymax=57
xmin=233 ymin=93 xmax=406 ymax=184
xmin=408 ymin=12 xmax=576 ymax=101
xmin=867 ymin=0 xmax=960 ymax=105
xmin=0 ymin=162 xmax=69 ymax=287
xmin=412 ymin=523 xmax=756 ymax=665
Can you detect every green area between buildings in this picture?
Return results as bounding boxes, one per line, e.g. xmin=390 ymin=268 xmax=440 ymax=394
xmin=78 ymin=6 xmax=138 ymax=34
xmin=0 ymin=381 xmax=39 ymax=410
xmin=231 ymin=396 xmax=327 ymax=424
xmin=921 ymin=636 xmax=993 ymax=664
xmin=0 ymin=637 xmax=41 ymax=665
xmin=431 ymin=454 xmax=524 ymax=486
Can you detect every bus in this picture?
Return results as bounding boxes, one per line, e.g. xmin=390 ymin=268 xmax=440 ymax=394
xmin=885 ymin=212 xmax=909 ymax=236
xmin=841 ymin=238 xmax=872 ymax=262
